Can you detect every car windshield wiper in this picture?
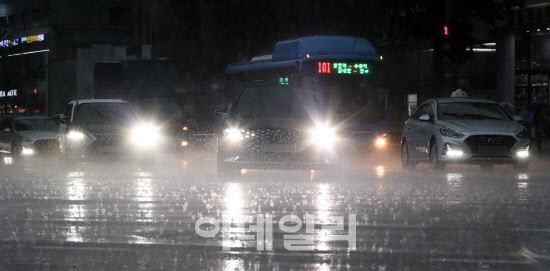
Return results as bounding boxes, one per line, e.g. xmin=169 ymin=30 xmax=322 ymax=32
xmin=462 ymin=114 xmax=503 ymax=120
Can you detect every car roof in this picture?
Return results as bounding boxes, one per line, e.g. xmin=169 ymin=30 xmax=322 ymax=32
xmin=72 ymin=99 xmax=127 ymax=104
xmin=432 ymin=98 xmax=498 ymax=104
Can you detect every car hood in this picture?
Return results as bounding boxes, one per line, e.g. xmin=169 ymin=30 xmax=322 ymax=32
xmin=438 ymin=120 xmax=522 ymax=132
xmin=73 ymin=124 xmax=129 ymax=135
xmin=17 ymin=131 xmax=59 ymax=141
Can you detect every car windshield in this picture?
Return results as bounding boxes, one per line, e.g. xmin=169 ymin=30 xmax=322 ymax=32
xmin=230 ymin=87 xmax=319 ymax=120
xmin=14 ymin=118 xmax=58 ymax=131
xmin=132 ymin=101 xmax=182 ymax=120
xmin=73 ymin=103 xmax=136 ymax=125
xmin=438 ymin=102 xmax=512 ymax=121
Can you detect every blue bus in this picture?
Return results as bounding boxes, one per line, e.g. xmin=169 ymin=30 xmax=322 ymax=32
xmin=223 ymin=36 xmax=396 ymax=150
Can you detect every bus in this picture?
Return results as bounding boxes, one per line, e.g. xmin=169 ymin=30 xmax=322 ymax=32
xmin=223 ymin=35 xmax=397 ymax=150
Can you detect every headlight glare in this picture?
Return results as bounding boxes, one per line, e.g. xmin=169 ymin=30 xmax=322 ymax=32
xmin=224 ymin=128 xmax=243 ymax=142
xmin=517 ymin=145 xmax=529 ymax=158
xmin=443 ymin=143 xmax=464 ymax=157
xmin=132 ymin=124 xmax=159 ymax=146
xmin=22 ymin=146 xmax=34 ymax=156
xmin=67 ymin=131 xmax=85 ymax=140
xmin=311 ymin=125 xmax=336 ymax=147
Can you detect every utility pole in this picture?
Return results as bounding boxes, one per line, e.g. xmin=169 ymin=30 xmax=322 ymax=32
xmin=527 ymin=30 xmax=532 ymax=108
xmin=443 ymin=0 xmax=455 ymax=94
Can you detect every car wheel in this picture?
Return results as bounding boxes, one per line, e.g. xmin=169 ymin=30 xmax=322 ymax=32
xmin=401 ymin=141 xmax=416 ymax=169
xmin=480 ymin=163 xmax=494 ymax=171
xmin=430 ymin=141 xmax=445 ymax=171
xmin=513 ymin=161 xmax=529 ymax=172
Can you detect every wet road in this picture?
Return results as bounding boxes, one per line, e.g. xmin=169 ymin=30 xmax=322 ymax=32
xmin=1 ymin=150 xmax=550 ymax=271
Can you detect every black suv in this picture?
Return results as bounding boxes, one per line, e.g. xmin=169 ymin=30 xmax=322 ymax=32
xmin=216 ymin=87 xmax=340 ymax=176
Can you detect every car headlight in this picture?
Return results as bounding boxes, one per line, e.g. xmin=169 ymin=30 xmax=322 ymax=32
xmin=517 ymin=145 xmax=529 ymax=158
xmin=22 ymin=146 xmax=34 ymax=156
xmin=443 ymin=143 xmax=464 ymax=157
xmin=132 ymin=124 xmax=159 ymax=146
xmin=311 ymin=125 xmax=336 ymax=148
xmin=224 ymin=128 xmax=243 ymax=142
xmin=516 ymin=128 xmax=529 ymax=139
xmin=67 ymin=131 xmax=85 ymax=140
xmin=375 ymin=134 xmax=387 ymax=147
xmin=440 ymin=127 xmax=464 ymax=138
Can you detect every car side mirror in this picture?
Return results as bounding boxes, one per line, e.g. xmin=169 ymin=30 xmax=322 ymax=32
xmin=3 ymin=128 xmax=10 ymax=132
xmin=215 ymin=104 xmax=232 ymax=114
xmin=419 ymin=114 xmax=431 ymax=121
xmin=514 ymin=115 xmax=523 ymax=121
xmin=52 ymin=115 xmax=63 ymax=125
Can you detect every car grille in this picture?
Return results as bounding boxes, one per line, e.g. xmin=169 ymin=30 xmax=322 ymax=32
xmin=245 ymin=128 xmax=305 ymax=144
xmin=242 ymin=128 xmax=305 ymax=152
xmin=464 ymin=135 xmax=517 ymax=154
xmin=34 ymin=139 xmax=59 ymax=152
xmin=91 ymin=134 xmax=125 ymax=147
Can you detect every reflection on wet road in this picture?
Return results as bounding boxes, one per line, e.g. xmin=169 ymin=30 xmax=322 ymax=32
xmin=0 ymin=151 xmax=550 ymax=270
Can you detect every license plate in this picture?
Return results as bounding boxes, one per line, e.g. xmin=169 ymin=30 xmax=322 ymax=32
xmin=263 ymin=144 xmax=296 ymax=153
xmin=477 ymin=145 xmax=508 ymax=155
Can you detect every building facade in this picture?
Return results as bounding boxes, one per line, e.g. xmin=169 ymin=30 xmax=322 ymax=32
xmin=505 ymin=0 xmax=550 ymax=117
xmin=0 ymin=0 xmax=156 ymax=115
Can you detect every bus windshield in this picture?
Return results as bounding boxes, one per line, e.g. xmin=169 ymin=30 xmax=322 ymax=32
xmin=299 ymin=75 xmax=387 ymax=124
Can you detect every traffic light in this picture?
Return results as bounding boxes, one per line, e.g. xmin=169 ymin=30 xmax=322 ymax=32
xmin=435 ymin=24 xmax=450 ymax=39
xmin=436 ymin=23 xmax=473 ymax=40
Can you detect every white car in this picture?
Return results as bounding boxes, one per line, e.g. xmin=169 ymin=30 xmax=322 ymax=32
xmin=58 ymin=99 xmax=160 ymax=165
xmin=0 ymin=116 xmax=60 ymax=158
xmin=401 ymin=98 xmax=531 ymax=171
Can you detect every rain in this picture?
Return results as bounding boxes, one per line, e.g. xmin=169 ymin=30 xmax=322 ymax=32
xmin=1 ymin=0 xmax=550 ymax=270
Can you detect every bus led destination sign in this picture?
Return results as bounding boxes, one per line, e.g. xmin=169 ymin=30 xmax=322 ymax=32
xmin=318 ymin=61 xmax=369 ymax=75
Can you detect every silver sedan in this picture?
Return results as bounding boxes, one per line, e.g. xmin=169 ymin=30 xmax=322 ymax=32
xmin=0 ymin=116 xmax=60 ymax=159
xmin=401 ymin=98 xmax=531 ymax=171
